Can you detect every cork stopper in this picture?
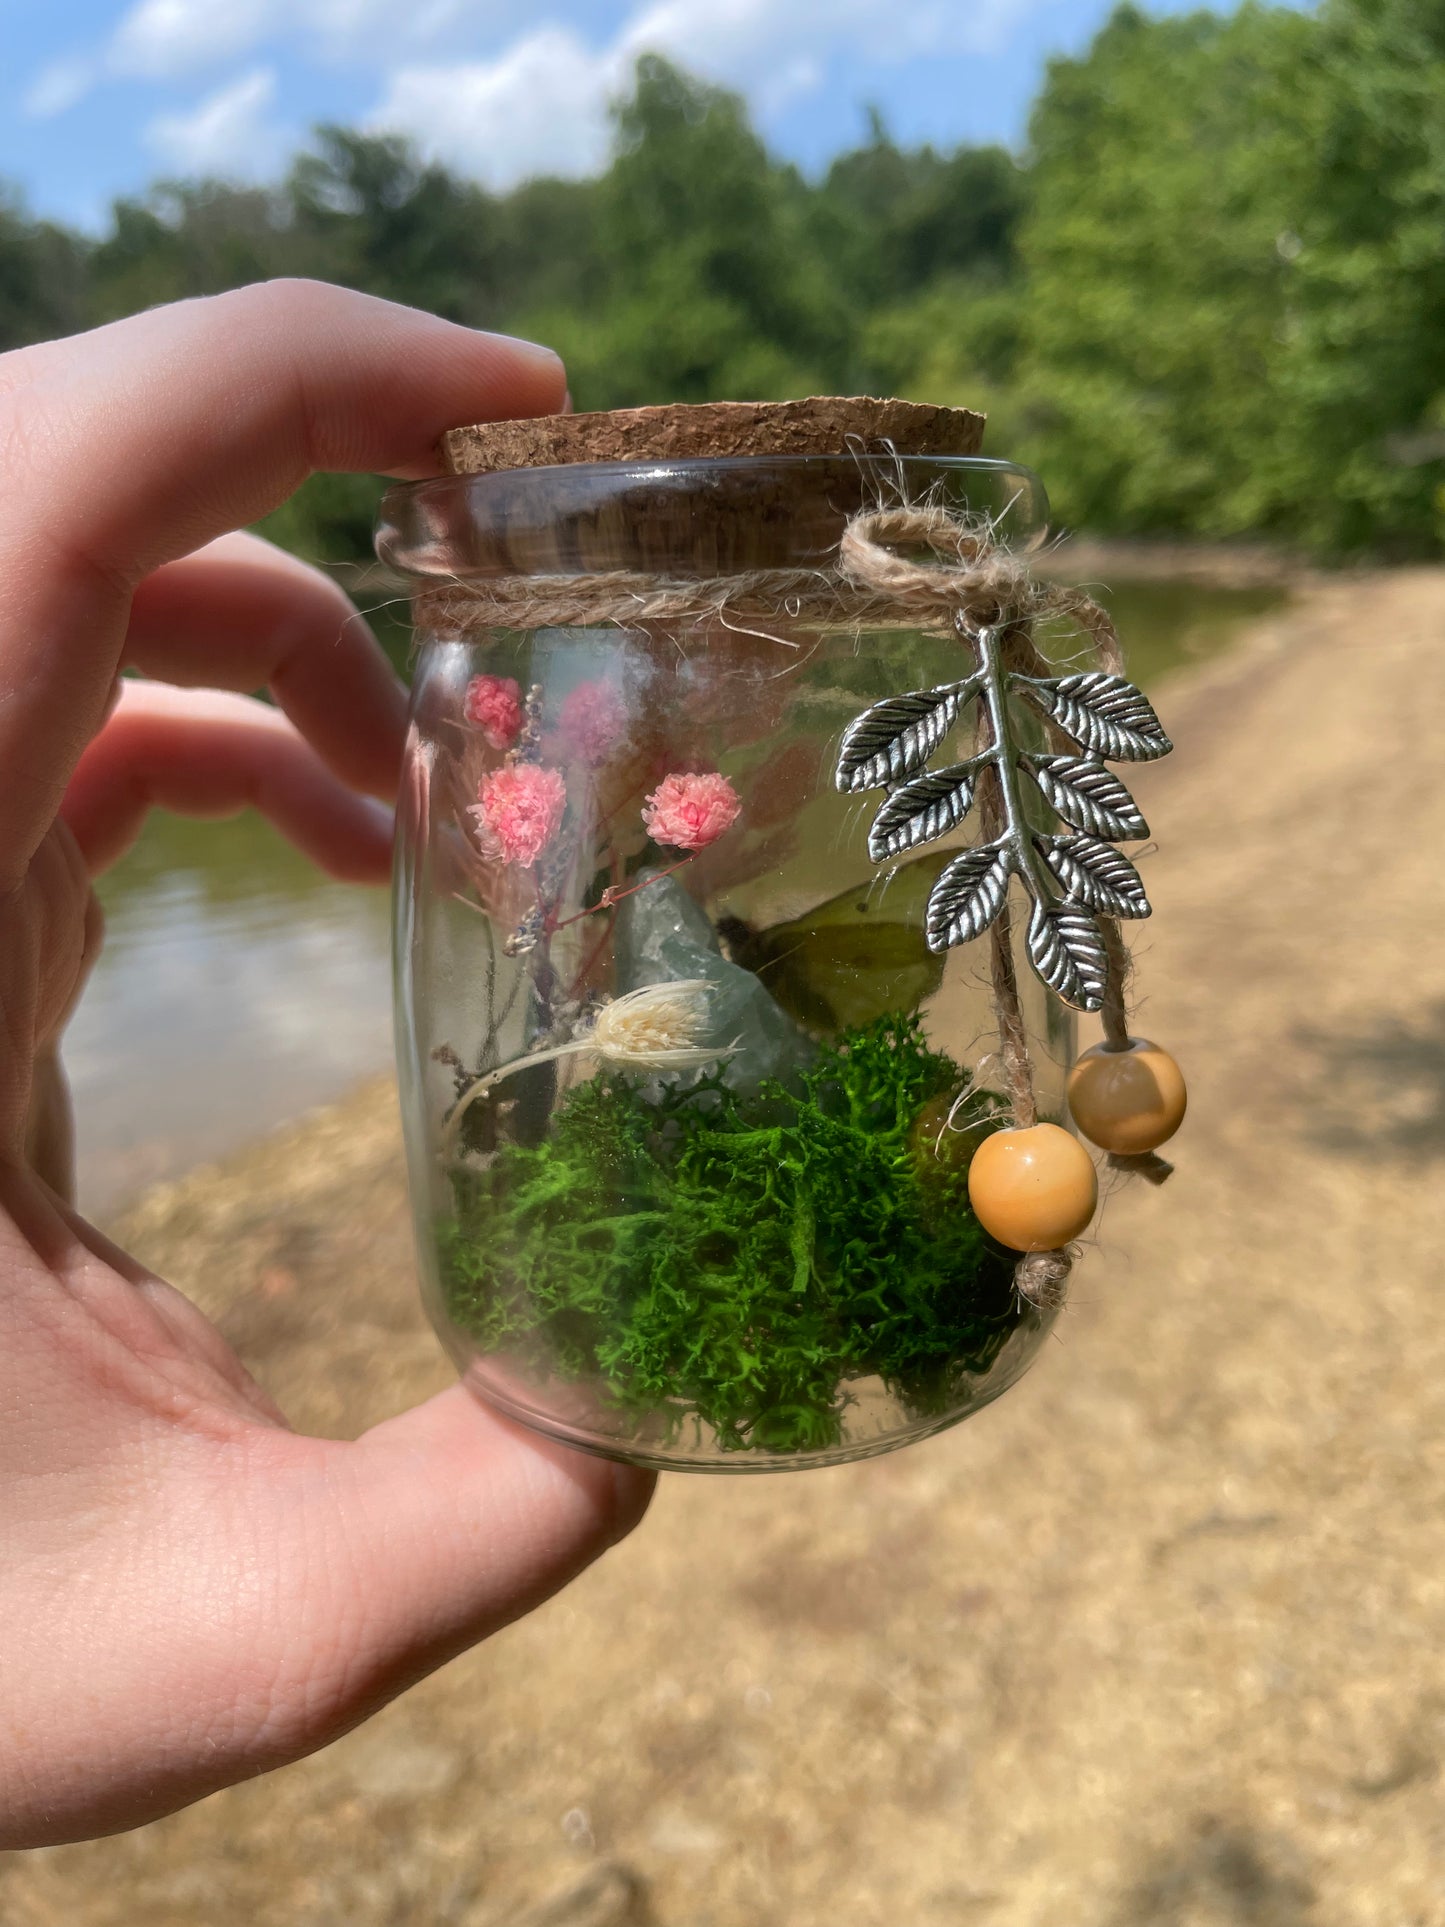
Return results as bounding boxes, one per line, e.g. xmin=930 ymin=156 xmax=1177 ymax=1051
xmin=441 ymin=396 xmax=985 ymax=477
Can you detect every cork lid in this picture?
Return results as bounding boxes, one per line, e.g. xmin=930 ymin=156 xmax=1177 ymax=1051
xmin=441 ymin=396 xmax=986 ymax=477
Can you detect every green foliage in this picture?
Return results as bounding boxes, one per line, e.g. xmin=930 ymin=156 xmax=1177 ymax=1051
xmin=1015 ymin=0 xmax=1445 ymax=554
xmin=521 ymin=58 xmax=848 ymax=407
xmin=88 ymin=183 xmax=283 ymax=320
xmin=0 ymin=191 xmax=87 ymax=347
xmin=861 ymin=277 xmax=1028 ymax=450
xmin=440 ymin=1015 xmax=1022 ymax=1455
xmin=5 ymin=19 xmax=1444 ymax=558
xmin=813 ymin=114 xmax=1024 ymax=313
xmin=1270 ymin=0 xmax=1445 ymax=553
xmin=254 ymin=472 xmax=386 ymax=567
xmin=1016 ymin=5 xmax=1323 ymax=537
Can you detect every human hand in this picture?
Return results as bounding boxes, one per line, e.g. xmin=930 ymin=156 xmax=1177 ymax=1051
xmin=0 ymin=282 xmax=652 ymax=1848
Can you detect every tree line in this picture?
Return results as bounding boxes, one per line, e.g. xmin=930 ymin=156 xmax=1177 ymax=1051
xmin=4 ymin=0 xmax=1443 ymax=561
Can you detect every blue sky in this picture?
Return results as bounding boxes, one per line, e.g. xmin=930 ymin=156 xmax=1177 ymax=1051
xmin=2 ymin=0 xmax=1247 ymax=231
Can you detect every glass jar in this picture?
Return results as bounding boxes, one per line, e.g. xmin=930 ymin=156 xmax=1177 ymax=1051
xmin=379 ymin=413 xmax=1075 ymax=1472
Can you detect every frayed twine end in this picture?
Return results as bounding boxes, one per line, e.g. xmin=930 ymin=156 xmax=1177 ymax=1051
xmin=1015 ymin=1247 xmax=1073 ymax=1312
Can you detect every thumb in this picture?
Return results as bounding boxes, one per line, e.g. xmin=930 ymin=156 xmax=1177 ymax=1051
xmin=254 ymin=1390 xmax=652 ymax=1758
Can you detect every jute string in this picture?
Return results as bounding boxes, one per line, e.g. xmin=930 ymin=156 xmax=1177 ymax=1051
xmin=1099 ymin=919 xmax=1174 ymax=1188
xmin=428 ymin=504 xmax=1161 ymax=1309
xmin=415 ymin=504 xmax=1128 ymax=655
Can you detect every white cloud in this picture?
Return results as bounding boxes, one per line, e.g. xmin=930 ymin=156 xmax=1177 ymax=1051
xmin=26 ymin=0 xmax=475 ymax=118
xmin=21 ymin=0 xmax=1045 ymax=183
xmin=306 ymin=0 xmax=467 ymax=43
xmin=369 ymin=0 xmax=1045 ymax=185
xmin=112 ymin=0 xmax=279 ymax=79
xmin=369 ymin=28 xmax=621 ymax=189
xmin=615 ymin=0 xmax=1035 ymax=73
xmin=22 ymin=57 xmax=99 ymax=120
xmin=145 ymin=66 xmax=285 ymax=176
xmin=753 ymin=55 xmax=824 ymax=121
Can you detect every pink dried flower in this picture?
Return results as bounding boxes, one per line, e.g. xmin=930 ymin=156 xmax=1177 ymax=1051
xmin=464 ymin=674 xmax=524 ymax=749
xmin=471 ymin=763 xmax=568 ymax=867
xmin=557 ymin=679 xmax=629 ymax=765
xmin=641 ymin=771 xmax=742 ymax=851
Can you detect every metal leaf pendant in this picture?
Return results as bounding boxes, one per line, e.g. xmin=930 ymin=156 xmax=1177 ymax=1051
xmin=1027 ymin=902 xmax=1110 ymax=1008
xmin=1038 ymin=834 xmax=1151 ymax=919
xmin=925 ymin=840 xmax=1011 ymax=949
xmin=1025 ymin=754 xmax=1148 ymax=840
xmin=835 ymin=675 xmax=980 ymax=793
xmin=867 ymin=759 xmax=981 ymax=862
xmin=833 ymin=620 xmax=1172 ymax=1012
xmin=1018 ymin=672 xmax=1172 ymax=762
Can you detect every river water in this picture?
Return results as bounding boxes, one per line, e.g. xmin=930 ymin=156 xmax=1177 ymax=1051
xmin=68 ymin=577 xmax=1284 ymax=1217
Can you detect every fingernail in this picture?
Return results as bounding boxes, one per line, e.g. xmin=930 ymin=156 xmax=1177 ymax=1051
xmin=507 ymin=334 xmax=566 ymax=378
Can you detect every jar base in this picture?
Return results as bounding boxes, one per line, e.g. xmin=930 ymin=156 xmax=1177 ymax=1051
xmin=454 ymin=1311 xmax=1056 ymax=1474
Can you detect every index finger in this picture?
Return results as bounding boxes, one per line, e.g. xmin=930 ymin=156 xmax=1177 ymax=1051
xmin=0 ymin=280 xmax=565 ymax=882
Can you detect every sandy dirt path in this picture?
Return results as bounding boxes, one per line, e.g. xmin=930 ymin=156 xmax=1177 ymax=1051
xmin=5 ymin=568 xmax=1445 ymax=1926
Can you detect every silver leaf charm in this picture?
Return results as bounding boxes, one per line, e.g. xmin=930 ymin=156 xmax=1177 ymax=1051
xmin=867 ymin=761 xmax=979 ymax=862
xmin=834 ymin=675 xmax=979 ymax=793
xmin=1019 ymin=671 xmax=1172 ymax=762
xmin=1025 ymin=753 xmax=1149 ymax=841
xmin=1027 ymin=902 xmax=1109 ymax=1011
xmin=833 ymin=621 xmax=1171 ymax=1011
xmin=1038 ymin=833 xmax=1151 ymax=919
xmin=925 ymin=842 xmax=1011 ymax=952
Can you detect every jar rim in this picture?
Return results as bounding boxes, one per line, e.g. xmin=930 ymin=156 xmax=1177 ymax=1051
xmin=378 ymin=453 xmax=1050 ymax=582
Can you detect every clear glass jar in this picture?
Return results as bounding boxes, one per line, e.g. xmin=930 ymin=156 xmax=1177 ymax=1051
xmin=379 ymin=448 xmax=1074 ymax=1471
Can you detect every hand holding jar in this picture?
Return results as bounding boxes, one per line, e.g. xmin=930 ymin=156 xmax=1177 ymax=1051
xmin=0 ymin=282 xmax=651 ymax=1849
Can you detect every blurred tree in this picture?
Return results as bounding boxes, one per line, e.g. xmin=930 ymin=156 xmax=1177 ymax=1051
xmin=0 ymin=191 xmax=88 ymax=347
xmin=1016 ymin=0 xmax=1445 ymax=553
xmin=859 ymin=279 xmax=1026 ymax=452
xmin=1272 ymin=0 xmax=1445 ymax=552
xmin=814 ymin=109 xmax=1024 ymax=311
xmin=7 ymin=21 xmax=1441 ymax=560
xmin=1016 ymin=3 xmax=1324 ymax=538
xmin=286 ymin=128 xmax=508 ymax=322
xmin=523 ymin=56 xmax=848 ymax=406
xmin=0 ymin=57 xmax=1027 ymax=560
xmin=89 ymin=184 xmax=285 ymax=320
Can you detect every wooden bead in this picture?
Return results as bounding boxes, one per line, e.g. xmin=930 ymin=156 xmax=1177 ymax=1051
xmin=966 ymin=1123 xmax=1098 ymax=1253
xmin=1067 ymin=1039 xmax=1188 ymax=1155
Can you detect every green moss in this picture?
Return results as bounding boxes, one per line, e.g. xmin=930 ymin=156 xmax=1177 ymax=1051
xmin=440 ymin=1014 xmax=1022 ymax=1454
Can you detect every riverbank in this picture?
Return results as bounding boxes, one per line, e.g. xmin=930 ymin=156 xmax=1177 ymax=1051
xmin=1037 ymin=530 xmax=1321 ymax=590
xmin=7 ymin=565 xmax=1444 ymax=1926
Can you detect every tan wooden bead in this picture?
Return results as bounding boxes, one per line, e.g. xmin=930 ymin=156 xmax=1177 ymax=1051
xmin=1067 ymin=1038 xmax=1188 ymax=1155
xmin=966 ymin=1123 xmax=1098 ymax=1253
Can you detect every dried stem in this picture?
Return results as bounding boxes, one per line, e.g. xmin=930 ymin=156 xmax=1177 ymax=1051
xmin=441 ymin=1039 xmax=588 ymax=1160
xmin=1096 ymin=918 xmax=1174 ymax=1186
xmin=549 ymin=854 xmax=695 ymax=936
xmin=973 ymin=698 xmax=1038 ymax=1132
xmin=974 ymin=626 xmax=1070 ymax=1305
xmin=1099 ymin=918 xmax=1133 ymax=1054
xmin=986 ymin=894 xmax=1038 ymax=1131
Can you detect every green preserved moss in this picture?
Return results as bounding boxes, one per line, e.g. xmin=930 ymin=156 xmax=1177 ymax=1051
xmin=440 ymin=1014 xmax=1023 ymax=1454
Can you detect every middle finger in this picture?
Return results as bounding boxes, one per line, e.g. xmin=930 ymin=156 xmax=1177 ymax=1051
xmin=124 ymin=531 xmax=407 ymax=802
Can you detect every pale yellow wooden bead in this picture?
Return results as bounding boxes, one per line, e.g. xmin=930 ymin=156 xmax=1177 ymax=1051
xmin=1067 ymin=1038 xmax=1188 ymax=1155
xmin=966 ymin=1123 xmax=1098 ymax=1253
